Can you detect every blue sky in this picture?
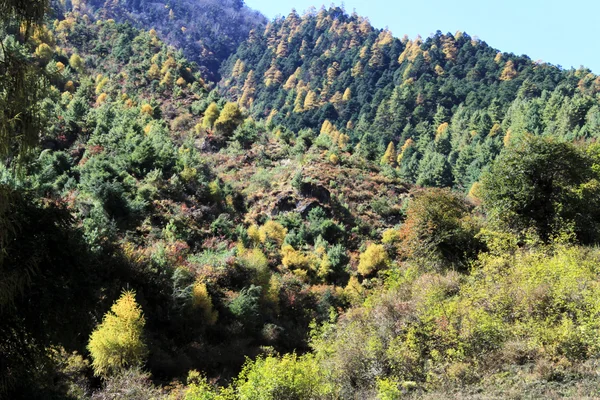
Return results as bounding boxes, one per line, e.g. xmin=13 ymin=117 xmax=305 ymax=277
xmin=245 ymin=0 xmax=599 ymax=73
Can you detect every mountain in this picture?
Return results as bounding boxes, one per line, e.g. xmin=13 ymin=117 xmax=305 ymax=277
xmin=56 ymin=0 xmax=267 ymax=80
xmin=220 ymin=7 xmax=600 ymax=190
xmin=3 ymin=1 xmax=600 ymax=399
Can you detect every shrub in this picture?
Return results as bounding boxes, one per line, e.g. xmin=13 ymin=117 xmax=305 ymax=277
xmin=357 ymin=243 xmax=389 ymax=275
xmin=234 ymin=353 xmax=336 ymax=399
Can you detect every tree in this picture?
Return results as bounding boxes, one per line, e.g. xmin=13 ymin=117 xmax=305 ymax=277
xmin=202 ymin=102 xmax=220 ymax=129
xmin=303 ymin=90 xmax=318 ymax=110
xmin=35 ymin=43 xmax=53 ymax=62
xmin=69 ymin=53 xmax=84 ymax=73
xmin=499 ymin=60 xmax=517 ymax=81
xmin=88 ymin=291 xmax=148 ymax=377
xmin=398 ymin=188 xmax=483 ymax=270
xmin=214 ymin=102 xmax=243 ymax=138
xmin=480 ymin=136 xmax=600 ymax=243
xmin=380 ymin=141 xmax=397 ymax=167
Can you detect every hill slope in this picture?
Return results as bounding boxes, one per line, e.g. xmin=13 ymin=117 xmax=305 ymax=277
xmin=220 ymin=7 xmax=600 ymax=190
xmin=4 ymin=2 xmax=600 ymax=399
xmin=57 ymin=0 xmax=267 ymax=80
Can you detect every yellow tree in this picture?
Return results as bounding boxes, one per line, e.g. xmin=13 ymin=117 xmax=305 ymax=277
xmin=214 ymin=102 xmax=244 ymax=137
xmin=303 ymin=90 xmax=318 ymax=110
xmin=500 ymin=60 xmax=517 ymax=81
xmin=147 ymin=63 xmax=160 ymax=80
xmin=87 ymin=291 xmax=147 ymax=377
xmin=34 ymin=43 xmax=53 ymax=63
xmin=69 ymin=53 xmax=84 ymax=73
xmin=239 ymin=70 xmax=256 ymax=108
xmin=342 ymin=87 xmax=352 ymax=101
xmin=380 ymin=141 xmax=397 ymax=167
xmin=357 ymin=244 xmax=389 ymax=275
xmin=202 ymin=102 xmax=220 ymax=129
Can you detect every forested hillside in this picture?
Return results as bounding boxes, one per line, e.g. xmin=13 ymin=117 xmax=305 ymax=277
xmin=221 ymin=7 xmax=600 ymax=189
xmin=4 ymin=1 xmax=600 ymax=399
xmin=57 ymin=0 xmax=267 ymax=80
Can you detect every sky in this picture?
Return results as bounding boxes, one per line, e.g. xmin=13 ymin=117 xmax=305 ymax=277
xmin=245 ymin=0 xmax=599 ymax=73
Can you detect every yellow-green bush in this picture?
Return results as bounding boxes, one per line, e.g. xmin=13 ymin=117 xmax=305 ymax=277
xmin=357 ymin=243 xmax=389 ymax=275
xmin=234 ymin=353 xmax=336 ymax=399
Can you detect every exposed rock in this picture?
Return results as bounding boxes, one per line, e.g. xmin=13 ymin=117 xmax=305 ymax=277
xmin=299 ymin=182 xmax=331 ymax=203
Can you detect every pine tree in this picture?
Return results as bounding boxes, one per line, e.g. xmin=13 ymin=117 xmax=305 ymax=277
xmin=381 ymin=141 xmax=397 ymax=167
xmin=342 ymin=87 xmax=352 ymax=101
xmin=303 ymin=90 xmax=318 ymax=110
xmin=87 ymin=291 xmax=147 ymax=377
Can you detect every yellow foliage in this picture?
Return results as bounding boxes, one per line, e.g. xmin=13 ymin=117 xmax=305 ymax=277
xmin=329 ymin=153 xmax=339 ymax=165
xmin=259 ymin=221 xmax=287 ymax=245
xmin=69 ymin=53 xmax=84 ymax=72
xmin=87 ymin=291 xmax=147 ymax=377
xmin=381 ymin=142 xmax=397 ymax=167
xmin=56 ymin=61 xmax=65 ymax=73
xmin=176 ymin=77 xmax=187 ymax=87
xmin=202 ymin=102 xmax=220 ymax=129
xmin=321 ymin=120 xmax=334 ymax=135
xmin=96 ymin=77 xmax=109 ymax=94
xmin=343 ymin=87 xmax=352 ymax=101
xmin=180 ymin=165 xmax=197 ymax=182
xmin=382 ymin=229 xmax=401 ymax=245
xmin=468 ymin=182 xmax=482 ymax=201
xmin=504 ymin=129 xmax=512 ymax=147
xmin=344 ymin=276 xmax=364 ymax=304
xmin=64 ymin=80 xmax=75 ymax=93
xmin=436 ymin=122 xmax=450 ymax=141
xmin=500 ymin=60 xmax=518 ymax=81
xmin=35 ymin=43 xmax=53 ymax=62
xmin=489 ymin=123 xmax=501 ymax=137
xmin=281 ymin=244 xmax=310 ymax=270
xmin=248 ymin=224 xmax=261 ymax=245
xmin=265 ymin=275 xmax=281 ymax=312
xmin=148 ymin=63 xmax=160 ymax=80
xmin=96 ymin=93 xmax=108 ymax=105
xmin=140 ymin=104 xmax=154 ymax=116
xmin=303 ymin=90 xmax=318 ymax=110
xmin=358 ymin=244 xmax=389 ymax=275
xmin=191 ymin=281 xmax=218 ymax=325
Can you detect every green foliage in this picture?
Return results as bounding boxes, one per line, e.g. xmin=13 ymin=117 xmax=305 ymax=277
xmin=480 ymin=136 xmax=600 ymax=243
xmin=88 ymin=291 xmax=147 ymax=377
xmin=235 ymin=353 xmax=336 ymax=399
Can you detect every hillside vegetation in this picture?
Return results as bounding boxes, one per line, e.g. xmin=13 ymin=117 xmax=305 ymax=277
xmin=2 ymin=1 xmax=600 ymax=399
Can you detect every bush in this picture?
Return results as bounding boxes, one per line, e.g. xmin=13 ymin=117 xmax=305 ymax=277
xmin=357 ymin=243 xmax=389 ymax=275
xmin=234 ymin=353 xmax=336 ymax=399
xmin=398 ymin=188 xmax=483 ymax=270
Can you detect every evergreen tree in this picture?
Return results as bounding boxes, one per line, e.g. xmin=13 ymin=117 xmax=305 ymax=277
xmin=88 ymin=291 xmax=148 ymax=377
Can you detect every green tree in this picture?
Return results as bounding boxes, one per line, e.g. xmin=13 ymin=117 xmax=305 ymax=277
xmin=480 ymin=136 xmax=599 ymax=242
xmin=235 ymin=353 xmax=336 ymax=399
xmin=88 ymin=291 xmax=148 ymax=377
